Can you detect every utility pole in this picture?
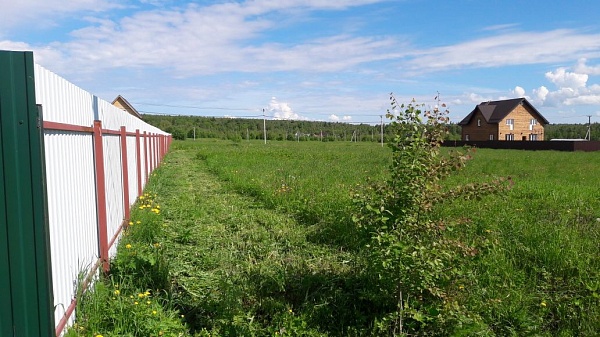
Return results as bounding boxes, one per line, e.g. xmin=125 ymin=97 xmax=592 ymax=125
xmin=585 ymin=115 xmax=592 ymax=141
xmin=380 ymin=115 xmax=384 ymax=147
xmin=263 ymin=108 xmax=267 ymax=144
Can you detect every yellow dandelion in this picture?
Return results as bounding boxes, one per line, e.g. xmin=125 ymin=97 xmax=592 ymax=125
xmin=96 ymin=335 xmax=103 ymax=337
xmin=458 ymin=285 xmax=464 ymax=290
xmin=138 ymin=293 xmax=145 ymax=298
xmin=153 ymin=243 xmax=160 ymax=248
xmin=140 ymin=195 xmax=145 ymax=200
xmin=138 ymin=206 xmax=144 ymax=210
xmin=541 ymin=301 xmax=547 ymax=307
xmin=145 ymin=291 xmax=151 ymax=296
xmin=136 ymin=220 xmax=141 ymax=224
xmin=114 ymin=290 xmax=120 ymax=295
xmin=152 ymin=310 xmax=157 ymax=315
xmin=125 ymin=244 xmax=132 ymax=249
xmin=128 ymin=221 xmax=133 ymax=226
xmin=147 ymin=300 xmax=151 ymax=305
xmin=129 ymin=295 xmax=134 ymax=299
xmin=134 ymin=301 xmax=139 ymax=305
xmin=156 ymin=205 xmax=160 ymax=209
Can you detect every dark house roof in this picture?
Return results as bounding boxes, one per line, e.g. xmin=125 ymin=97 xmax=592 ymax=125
xmin=112 ymin=95 xmax=142 ymax=119
xmin=458 ymin=98 xmax=549 ymax=125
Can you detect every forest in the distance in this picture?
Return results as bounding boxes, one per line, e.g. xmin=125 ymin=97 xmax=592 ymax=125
xmin=142 ymin=114 xmax=599 ymax=142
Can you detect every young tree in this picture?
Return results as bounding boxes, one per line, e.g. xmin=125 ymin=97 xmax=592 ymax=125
xmin=353 ymin=94 xmax=511 ymax=335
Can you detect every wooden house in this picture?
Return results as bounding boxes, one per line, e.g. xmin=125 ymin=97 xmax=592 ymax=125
xmin=112 ymin=95 xmax=143 ymax=119
xmin=458 ymin=98 xmax=548 ymax=141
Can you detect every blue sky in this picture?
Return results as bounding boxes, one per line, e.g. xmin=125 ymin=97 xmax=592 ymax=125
xmin=2 ymin=0 xmax=600 ymax=124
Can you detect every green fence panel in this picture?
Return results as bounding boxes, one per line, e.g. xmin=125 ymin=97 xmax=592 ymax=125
xmin=0 ymin=50 xmax=54 ymax=336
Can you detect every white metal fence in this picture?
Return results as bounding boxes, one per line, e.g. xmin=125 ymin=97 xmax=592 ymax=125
xmin=34 ymin=65 xmax=171 ymax=335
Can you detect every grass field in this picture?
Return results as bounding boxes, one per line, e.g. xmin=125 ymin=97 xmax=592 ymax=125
xmin=69 ymin=139 xmax=600 ymax=336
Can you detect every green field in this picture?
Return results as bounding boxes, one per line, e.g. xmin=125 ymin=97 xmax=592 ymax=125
xmin=70 ymin=139 xmax=600 ymax=336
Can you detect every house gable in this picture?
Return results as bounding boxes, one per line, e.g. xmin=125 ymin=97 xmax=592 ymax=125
xmin=112 ymin=95 xmax=142 ymax=119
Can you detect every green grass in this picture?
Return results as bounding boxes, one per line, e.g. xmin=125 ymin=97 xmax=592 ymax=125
xmin=68 ymin=139 xmax=600 ymax=336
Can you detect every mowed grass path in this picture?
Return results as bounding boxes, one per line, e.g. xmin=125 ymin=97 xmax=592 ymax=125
xmin=150 ymin=141 xmax=364 ymax=335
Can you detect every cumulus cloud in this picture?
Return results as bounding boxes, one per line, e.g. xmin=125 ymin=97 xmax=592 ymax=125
xmin=268 ymin=97 xmax=308 ymax=120
xmin=512 ymin=86 xmax=526 ymax=97
xmin=473 ymin=57 xmax=600 ymax=112
xmin=533 ymin=86 xmax=549 ymax=101
xmin=545 ymin=68 xmax=588 ymax=89
xmin=328 ymin=114 xmax=352 ymax=122
xmin=574 ymin=58 xmax=600 ymax=75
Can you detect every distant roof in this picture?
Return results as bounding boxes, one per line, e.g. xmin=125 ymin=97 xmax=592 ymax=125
xmin=458 ymin=98 xmax=549 ymax=125
xmin=112 ymin=95 xmax=142 ymax=119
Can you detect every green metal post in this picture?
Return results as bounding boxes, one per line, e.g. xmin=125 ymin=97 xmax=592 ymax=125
xmin=0 ymin=51 xmax=55 ymax=336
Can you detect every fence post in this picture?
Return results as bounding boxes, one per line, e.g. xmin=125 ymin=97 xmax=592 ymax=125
xmin=93 ymin=120 xmax=109 ymax=273
xmin=120 ymin=126 xmax=130 ymax=222
xmin=0 ymin=50 xmax=55 ymax=336
xmin=144 ymin=131 xmax=149 ymax=184
xmin=136 ymin=129 xmax=142 ymax=197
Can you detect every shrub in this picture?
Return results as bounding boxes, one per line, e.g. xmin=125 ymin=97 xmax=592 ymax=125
xmin=352 ymin=94 xmax=511 ymax=335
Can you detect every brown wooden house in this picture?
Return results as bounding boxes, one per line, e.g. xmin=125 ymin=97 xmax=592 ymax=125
xmin=112 ymin=95 xmax=143 ymax=119
xmin=458 ymin=98 xmax=548 ymax=141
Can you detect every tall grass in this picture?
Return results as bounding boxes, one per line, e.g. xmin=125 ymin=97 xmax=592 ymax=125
xmin=70 ymin=140 xmax=600 ymax=336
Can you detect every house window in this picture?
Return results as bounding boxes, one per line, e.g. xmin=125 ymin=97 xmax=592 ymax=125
xmin=529 ymin=119 xmax=537 ymax=131
xmin=489 ymin=134 xmax=494 ymax=140
xmin=505 ymin=133 xmax=514 ymax=141
xmin=529 ymin=134 xmax=538 ymax=141
xmin=477 ymin=119 xmax=481 ymax=127
xmin=506 ymin=119 xmax=514 ymax=131
xmin=465 ymin=134 xmax=470 ymax=141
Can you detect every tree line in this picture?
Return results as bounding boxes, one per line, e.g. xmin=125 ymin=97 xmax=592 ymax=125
xmin=142 ymin=114 xmax=598 ymax=142
xmin=142 ymin=114 xmax=463 ymax=142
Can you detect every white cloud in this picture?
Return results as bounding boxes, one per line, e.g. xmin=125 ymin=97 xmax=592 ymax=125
xmin=0 ymin=0 xmax=120 ymax=34
xmin=329 ymin=114 xmax=340 ymax=122
xmin=343 ymin=115 xmax=352 ymax=121
xmin=544 ymin=68 xmax=588 ymax=89
xmin=574 ymin=58 xmax=600 ymax=75
xmin=467 ymin=92 xmax=489 ymax=103
xmin=512 ymin=86 xmax=526 ymax=97
xmin=533 ymin=86 xmax=549 ymax=101
xmin=406 ymin=29 xmax=600 ymax=73
xmin=5 ymin=1 xmax=400 ymax=77
xmin=268 ymin=97 xmax=308 ymax=120
xmin=564 ymin=95 xmax=600 ymax=105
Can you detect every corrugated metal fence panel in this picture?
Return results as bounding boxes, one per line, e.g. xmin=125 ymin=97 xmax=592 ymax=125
xmin=137 ymin=131 xmax=147 ymax=189
xmin=35 ymin=65 xmax=95 ymax=127
xmin=32 ymin=63 xmax=170 ymax=335
xmin=102 ymin=134 xmax=125 ymax=257
xmin=44 ymin=130 xmax=99 ymax=328
xmin=127 ymin=135 xmax=139 ymax=208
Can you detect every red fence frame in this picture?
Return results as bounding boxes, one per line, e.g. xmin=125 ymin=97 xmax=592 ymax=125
xmin=43 ymin=120 xmax=170 ymax=336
